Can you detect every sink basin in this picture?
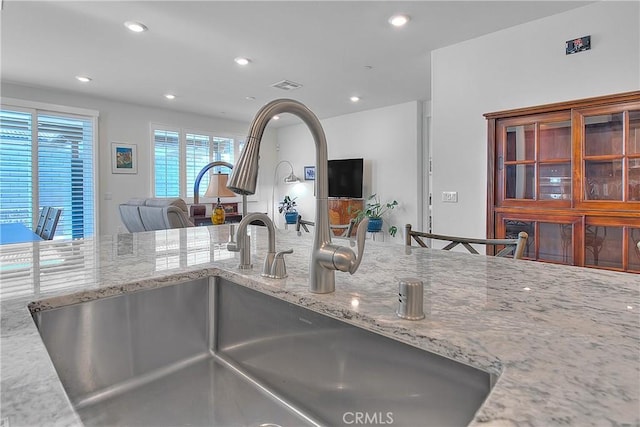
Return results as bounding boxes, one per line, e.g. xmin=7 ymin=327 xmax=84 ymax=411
xmin=32 ymin=277 xmax=491 ymax=426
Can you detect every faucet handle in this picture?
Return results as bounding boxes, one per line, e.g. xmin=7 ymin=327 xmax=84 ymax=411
xmin=269 ymin=249 xmax=293 ymax=279
xmin=323 ymin=218 xmax=369 ymax=275
xmin=349 ymin=218 xmax=369 ymax=274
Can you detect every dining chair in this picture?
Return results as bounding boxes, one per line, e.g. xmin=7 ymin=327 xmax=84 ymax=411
xmin=295 ymin=215 xmax=356 ymax=238
xmin=34 ymin=207 xmax=50 ymax=236
xmin=39 ymin=208 xmax=62 ymax=240
xmin=405 ymin=224 xmax=528 ymax=260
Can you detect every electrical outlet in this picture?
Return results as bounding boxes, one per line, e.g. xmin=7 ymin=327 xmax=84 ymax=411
xmin=442 ymin=191 xmax=458 ymax=203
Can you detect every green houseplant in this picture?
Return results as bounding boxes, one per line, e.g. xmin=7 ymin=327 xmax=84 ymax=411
xmin=353 ymin=194 xmax=398 ymax=237
xmin=278 ymin=195 xmax=298 ymax=224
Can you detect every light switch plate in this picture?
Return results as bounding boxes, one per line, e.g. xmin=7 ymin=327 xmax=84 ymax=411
xmin=442 ymin=191 xmax=458 ymax=203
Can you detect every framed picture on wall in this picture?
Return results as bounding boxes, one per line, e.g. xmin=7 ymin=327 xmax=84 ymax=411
xmin=112 ymin=143 xmax=137 ymax=174
xmin=304 ymin=166 xmax=315 ymax=181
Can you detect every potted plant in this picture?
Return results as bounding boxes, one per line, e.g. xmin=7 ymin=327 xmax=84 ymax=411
xmin=353 ymin=194 xmax=398 ymax=237
xmin=278 ymin=195 xmax=299 ymax=224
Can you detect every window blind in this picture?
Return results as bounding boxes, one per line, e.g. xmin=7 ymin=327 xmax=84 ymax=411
xmin=154 ymin=129 xmax=180 ymax=198
xmin=186 ymin=133 xmax=211 ymax=199
xmin=212 ymin=137 xmax=234 ymax=164
xmin=38 ymin=114 xmax=94 ymax=239
xmin=0 ymin=107 xmax=95 ymax=239
xmin=153 ymin=128 xmax=237 ymax=199
xmin=0 ymin=110 xmax=33 ymax=226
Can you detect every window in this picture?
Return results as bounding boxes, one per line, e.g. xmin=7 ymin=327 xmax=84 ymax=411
xmin=0 ymin=104 xmax=97 ymax=239
xmin=152 ymin=125 xmax=241 ymax=199
xmin=154 ymin=129 xmax=180 ymax=198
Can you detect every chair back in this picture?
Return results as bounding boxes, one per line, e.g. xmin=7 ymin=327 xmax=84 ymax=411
xmin=295 ymin=215 xmax=356 ymax=238
xmin=405 ymin=224 xmax=528 ymax=260
xmin=40 ymin=207 xmax=62 ymax=240
xmin=332 ymin=219 xmax=356 ymax=238
xmin=35 ymin=207 xmax=50 ymax=235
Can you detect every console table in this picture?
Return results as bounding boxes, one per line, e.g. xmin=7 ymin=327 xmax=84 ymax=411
xmin=190 ymin=202 xmax=242 ymax=226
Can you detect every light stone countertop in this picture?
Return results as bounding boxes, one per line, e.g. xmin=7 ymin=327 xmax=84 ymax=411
xmin=1 ymin=225 xmax=638 ymax=426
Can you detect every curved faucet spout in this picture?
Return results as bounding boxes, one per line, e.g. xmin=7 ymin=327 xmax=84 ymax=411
xmin=227 ymin=212 xmax=276 ymax=271
xmin=228 ymin=99 xmax=367 ymax=293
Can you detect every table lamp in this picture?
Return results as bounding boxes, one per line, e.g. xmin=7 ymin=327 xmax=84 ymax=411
xmin=204 ymin=172 xmax=236 ymax=224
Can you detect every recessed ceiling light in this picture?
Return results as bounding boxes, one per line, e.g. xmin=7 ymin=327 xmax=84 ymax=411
xmin=234 ymin=57 xmax=251 ymax=66
xmin=75 ymin=76 xmax=92 ymax=83
xmin=350 ymin=96 xmax=360 ymax=103
xmin=164 ymin=94 xmax=176 ymax=100
xmin=272 ymin=115 xmax=280 ymax=120
xmin=124 ymin=21 xmax=148 ymax=33
xmin=389 ymin=14 xmax=410 ymax=27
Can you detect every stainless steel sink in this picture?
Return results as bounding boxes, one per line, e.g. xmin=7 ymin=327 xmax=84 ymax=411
xmin=32 ymin=277 xmax=492 ymax=426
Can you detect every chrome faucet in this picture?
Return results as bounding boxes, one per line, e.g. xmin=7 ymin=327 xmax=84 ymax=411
xmin=228 ymin=99 xmax=369 ymax=293
xmin=227 ymin=212 xmax=293 ymax=278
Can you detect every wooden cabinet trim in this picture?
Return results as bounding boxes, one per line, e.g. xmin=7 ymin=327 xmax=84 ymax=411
xmin=484 ymin=91 xmax=640 ymax=120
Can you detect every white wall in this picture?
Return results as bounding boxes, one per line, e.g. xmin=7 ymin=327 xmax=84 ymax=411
xmin=431 ymin=1 xmax=640 ymax=238
xmin=275 ymin=101 xmax=423 ymax=242
xmin=1 ymin=83 xmax=277 ymax=235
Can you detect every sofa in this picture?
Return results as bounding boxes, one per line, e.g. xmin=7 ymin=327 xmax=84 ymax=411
xmin=119 ymin=198 xmax=194 ymax=232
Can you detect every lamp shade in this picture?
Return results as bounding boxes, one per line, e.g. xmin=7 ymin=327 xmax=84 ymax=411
xmin=204 ymin=173 xmax=236 ymax=198
xmin=284 ymin=170 xmax=300 ymax=183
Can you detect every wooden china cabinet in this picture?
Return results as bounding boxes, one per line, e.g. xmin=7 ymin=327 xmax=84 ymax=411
xmin=485 ymin=91 xmax=640 ymax=273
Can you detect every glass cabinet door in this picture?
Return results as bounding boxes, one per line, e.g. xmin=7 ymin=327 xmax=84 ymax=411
xmin=499 ymin=114 xmax=571 ymax=205
xmin=583 ymin=113 xmax=623 ymax=200
xmin=539 ymin=120 xmax=572 ymax=201
xmin=583 ymin=222 xmax=640 ymax=272
xmin=505 ymin=124 xmax=535 ymax=199
xmin=583 ymin=224 xmax=621 ymax=268
xmin=578 ymin=104 xmax=640 ymax=206
xmin=499 ymin=215 xmax=580 ymax=265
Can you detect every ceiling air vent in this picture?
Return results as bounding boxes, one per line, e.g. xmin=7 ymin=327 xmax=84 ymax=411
xmin=271 ymin=80 xmax=303 ymax=91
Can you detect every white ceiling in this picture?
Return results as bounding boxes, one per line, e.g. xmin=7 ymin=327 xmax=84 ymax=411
xmin=1 ymin=1 xmax=591 ymax=126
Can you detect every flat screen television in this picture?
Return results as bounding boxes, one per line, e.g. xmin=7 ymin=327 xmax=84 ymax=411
xmin=328 ymin=158 xmax=363 ymax=198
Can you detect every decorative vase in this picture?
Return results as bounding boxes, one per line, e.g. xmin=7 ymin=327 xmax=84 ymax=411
xmin=367 ymin=217 xmax=383 ymax=233
xmin=285 ymin=211 xmax=298 ymax=225
xmin=211 ymin=201 xmax=226 ymax=225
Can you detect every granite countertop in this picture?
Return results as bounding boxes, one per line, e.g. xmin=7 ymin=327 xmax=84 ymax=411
xmin=1 ymin=225 xmax=638 ymax=426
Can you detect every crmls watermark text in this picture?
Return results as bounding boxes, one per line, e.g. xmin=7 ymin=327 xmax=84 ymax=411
xmin=342 ymin=412 xmax=394 ymax=425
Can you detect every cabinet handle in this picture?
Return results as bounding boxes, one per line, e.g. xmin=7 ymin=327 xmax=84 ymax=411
xmin=498 ymin=156 xmax=504 ymax=170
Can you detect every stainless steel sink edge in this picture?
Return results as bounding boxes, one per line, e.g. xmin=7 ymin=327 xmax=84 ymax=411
xmin=30 ymin=270 xmax=502 ymax=384
xmin=28 ymin=268 xmax=220 ymax=313
xmin=29 ymin=271 xmax=503 ymax=380
xmin=30 ymin=272 xmax=503 ymax=390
